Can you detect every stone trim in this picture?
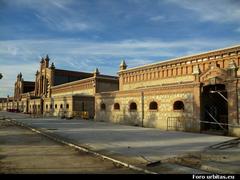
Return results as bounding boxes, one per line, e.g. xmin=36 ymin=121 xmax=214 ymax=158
xmin=96 ymin=84 xmax=196 ymax=98
xmin=119 ymin=45 xmax=240 ymax=74
xmin=52 ymin=77 xmax=95 ymax=89
xmin=118 ymin=47 xmax=240 ymax=90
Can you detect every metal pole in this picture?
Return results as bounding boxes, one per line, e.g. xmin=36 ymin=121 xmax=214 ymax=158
xmin=216 ymin=91 xmax=228 ymax=102
xmin=141 ymin=91 xmax=144 ymax=127
xmin=206 ymin=110 xmax=226 ymax=130
xmin=210 ymin=90 xmax=228 ymax=102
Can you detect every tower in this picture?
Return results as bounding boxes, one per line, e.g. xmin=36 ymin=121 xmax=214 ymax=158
xmin=120 ymin=60 xmax=127 ymax=70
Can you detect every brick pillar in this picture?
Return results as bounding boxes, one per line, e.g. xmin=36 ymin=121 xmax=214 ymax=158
xmin=192 ymin=83 xmax=201 ymax=132
xmin=227 ymin=80 xmax=240 ymax=136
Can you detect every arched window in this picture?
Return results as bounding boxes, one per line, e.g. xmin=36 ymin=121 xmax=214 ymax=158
xmin=66 ymin=104 xmax=69 ymax=109
xmin=60 ymin=104 xmax=63 ymax=109
xmin=149 ymin=101 xmax=158 ymax=110
xmin=173 ymin=101 xmax=184 ymax=110
xmin=129 ymin=102 xmax=137 ymax=111
xmin=100 ymin=103 xmax=106 ymax=111
xmin=55 ymin=104 xmax=57 ymax=109
xmin=46 ymin=104 xmax=48 ymax=109
xmin=114 ymin=103 xmax=120 ymax=110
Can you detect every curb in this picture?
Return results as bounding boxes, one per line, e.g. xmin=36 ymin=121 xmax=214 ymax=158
xmin=6 ymin=118 xmax=158 ymax=174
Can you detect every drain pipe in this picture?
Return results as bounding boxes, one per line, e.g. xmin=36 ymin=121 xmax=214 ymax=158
xmin=141 ymin=91 xmax=144 ymax=127
xmin=236 ymin=79 xmax=239 ymax=124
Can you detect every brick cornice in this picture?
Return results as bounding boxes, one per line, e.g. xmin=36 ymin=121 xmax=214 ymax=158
xmin=118 ymin=45 xmax=240 ymax=75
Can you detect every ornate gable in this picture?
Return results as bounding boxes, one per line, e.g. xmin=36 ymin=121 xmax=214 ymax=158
xmin=200 ymin=62 xmax=227 ymax=85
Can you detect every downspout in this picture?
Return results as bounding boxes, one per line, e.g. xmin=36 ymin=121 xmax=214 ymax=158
xmin=236 ymin=79 xmax=239 ymax=124
xmin=141 ymin=91 xmax=144 ymax=127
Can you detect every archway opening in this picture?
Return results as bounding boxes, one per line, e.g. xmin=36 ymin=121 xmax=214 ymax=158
xmin=201 ymin=84 xmax=228 ymax=135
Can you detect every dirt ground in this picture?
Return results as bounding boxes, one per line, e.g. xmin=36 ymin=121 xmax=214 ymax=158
xmin=164 ymin=138 xmax=240 ymax=174
xmin=0 ymin=119 xmax=138 ymax=174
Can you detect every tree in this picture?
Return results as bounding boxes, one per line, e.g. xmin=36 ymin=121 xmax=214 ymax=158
xmin=0 ymin=73 xmax=2 ymax=79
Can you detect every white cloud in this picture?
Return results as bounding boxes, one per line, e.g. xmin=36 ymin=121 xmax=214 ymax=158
xmin=60 ymin=21 xmax=90 ymax=31
xmin=235 ymin=27 xmax=240 ymax=33
xmin=0 ymin=38 xmax=238 ymax=62
xmin=35 ymin=14 xmax=91 ymax=32
xmin=126 ymin=58 xmax=155 ymax=68
xmin=166 ymin=0 xmax=240 ymax=24
xmin=0 ymin=63 xmax=38 ymax=97
xmin=1 ymin=38 xmax=234 ymax=59
xmin=150 ymin=15 xmax=165 ymax=22
xmin=5 ymin=0 xmax=93 ymax=32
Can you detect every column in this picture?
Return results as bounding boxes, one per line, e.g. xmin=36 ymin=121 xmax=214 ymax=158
xmin=227 ymin=80 xmax=239 ymax=136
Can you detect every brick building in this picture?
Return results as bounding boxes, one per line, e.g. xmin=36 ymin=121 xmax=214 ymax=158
xmin=95 ymin=45 xmax=240 ymax=137
xmin=1 ymin=45 xmax=240 ymax=137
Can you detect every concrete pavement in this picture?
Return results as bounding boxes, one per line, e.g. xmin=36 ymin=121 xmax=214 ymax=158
xmin=1 ymin=111 xmax=236 ymax=167
xmin=0 ymin=118 xmax=138 ymax=174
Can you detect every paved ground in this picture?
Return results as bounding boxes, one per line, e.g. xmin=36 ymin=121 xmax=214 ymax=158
xmin=1 ymin=111 xmax=240 ymax=174
xmin=0 ymin=118 xmax=138 ymax=174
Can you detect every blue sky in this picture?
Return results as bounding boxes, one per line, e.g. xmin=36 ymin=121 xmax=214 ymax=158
xmin=0 ymin=0 xmax=240 ymax=97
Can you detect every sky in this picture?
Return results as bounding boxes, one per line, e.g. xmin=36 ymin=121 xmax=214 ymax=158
xmin=0 ymin=0 xmax=240 ymax=97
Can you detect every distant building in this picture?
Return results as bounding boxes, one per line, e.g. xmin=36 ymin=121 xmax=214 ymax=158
xmin=0 ymin=55 xmax=118 ymax=118
xmin=1 ymin=45 xmax=240 ymax=137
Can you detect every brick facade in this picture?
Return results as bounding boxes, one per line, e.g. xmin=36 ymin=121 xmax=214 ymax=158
xmin=1 ymin=45 xmax=240 ymax=137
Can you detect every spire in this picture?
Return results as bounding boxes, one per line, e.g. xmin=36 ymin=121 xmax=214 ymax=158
xmin=19 ymin=72 xmax=22 ymax=80
xmin=40 ymin=57 xmax=44 ymax=63
xmin=35 ymin=70 xmax=39 ymax=76
xmin=45 ymin=54 xmax=50 ymax=61
xmin=120 ymin=59 xmax=127 ymax=70
xmin=44 ymin=54 xmax=50 ymax=68
xmin=93 ymin=68 xmax=100 ymax=76
xmin=50 ymin=62 xmax=55 ymax=69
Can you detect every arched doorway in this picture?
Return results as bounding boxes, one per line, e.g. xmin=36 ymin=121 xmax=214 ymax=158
xmin=201 ymin=84 xmax=228 ymax=135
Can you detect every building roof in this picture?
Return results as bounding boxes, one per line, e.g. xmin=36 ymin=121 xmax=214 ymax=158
xmin=120 ymin=44 xmax=240 ymax=73
xmin=0 ymin=98 xmax=7 ymax=102
xmin=23 ymin=81 xmax=35 ymax=86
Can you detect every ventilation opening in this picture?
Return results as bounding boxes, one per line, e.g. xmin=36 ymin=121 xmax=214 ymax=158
xmin=149 ymin=101 xmax=158 ymax=110
xmin=173 ymin=101 xmax=184 ymax=110
xmin=100 ymin=103 xmax=106 ymax=111
xmin=114 ymin=103 xmax=120 ymax=110
xmin=130 ymin=102 xmax=137 ymax=111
